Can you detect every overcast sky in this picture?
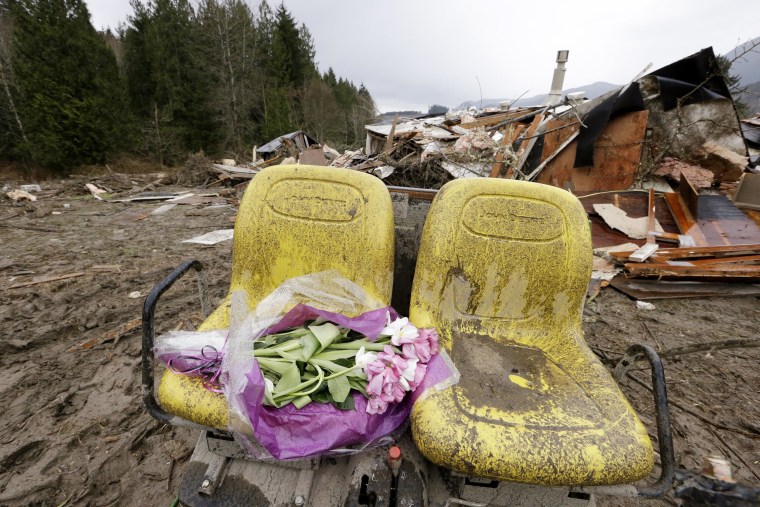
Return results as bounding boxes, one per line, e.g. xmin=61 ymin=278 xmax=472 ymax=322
xmin=87 ymin=0 xmax=760 ymax=113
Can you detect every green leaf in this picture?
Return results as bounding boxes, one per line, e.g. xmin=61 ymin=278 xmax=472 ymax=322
xmin=327 ymin=375 xmax=351 ymax=404
xmin=308 ymin=322 xmax=341 ymax=351
xmin=292 ymin=395 xmax=312 ymax=409
xmin=256 ymin=357 xmax=294 ymax=376
xmin=273 ymin=364 xmax=325 ymax=400
xmin=277 ymin=350 xmax=306 ymax=362
xmin=348 ymin=377 xmax=368 ymax=397
xmin=254 ymin=340 xmax=302 ymax=357
xmin=309 ymin=358 xmax=348 ymax=374
xmin=333 ymin=395 xmax=355 ymax=411
xmin=300 ymin=332 xmax=320 ymax=361
xmin=311 ymin=390 xmax=330 ymax=404
xmin=327 ymin=339 xmax=390 ymax=352
xmin=312 ymin=349 xmax=360 ymax=361
xmin=274 ymin=363 xmax=302 ymax=396
xmin=346 ymin=369 xmax=367 ymax=380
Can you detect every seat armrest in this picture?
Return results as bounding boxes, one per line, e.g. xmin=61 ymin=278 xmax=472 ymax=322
xmin=142 ymin=260 xmax=206 ymax=424
xmin=613 ymin=344 xmax=675 ymax=497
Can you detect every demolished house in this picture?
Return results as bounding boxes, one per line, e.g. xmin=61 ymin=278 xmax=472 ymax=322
xmin=206 ymin=47 xmax=760 ymax=296
xmin=340 ymin=48 xmax=760 ymax=294
xmin=255 ymin=130 xmax=319 ymax=161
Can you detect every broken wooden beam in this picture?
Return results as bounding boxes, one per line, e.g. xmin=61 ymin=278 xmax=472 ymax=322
xmin=663 ymin=191 xmax=710 ymax=247
xmin=384 ymin=114 xmax=398 ymax=152
xmin=647 ymin=231 xmax=696 ymax=247
xmin=490 ymin=123 xmax=527 ymax=178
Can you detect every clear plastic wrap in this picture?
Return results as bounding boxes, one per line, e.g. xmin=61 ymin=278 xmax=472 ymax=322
xmin=156 ymin=270 xmax=459 ymax=460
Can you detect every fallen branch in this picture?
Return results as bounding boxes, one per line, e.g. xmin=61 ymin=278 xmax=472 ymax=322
xmin=0 ymin=223 xmax=57 ymax=233
xmin=626 ymin=372 xmax=760 ymax=439
xmin=660 ymin=337 xmax=760 ymax=358
xmin=68 ymin=318 xmax=141 ymax=351
xmin=6 ymin=272 xmax=84 ymax=289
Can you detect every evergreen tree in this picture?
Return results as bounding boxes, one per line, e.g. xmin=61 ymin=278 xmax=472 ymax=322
xmin=1 ymin=0 xmax=380 ymax=168
xmin=427 ymin=104 xmax=448 ymax=115
xmin=196 ymin=0 xmax=258 ymax=155
xmin=0 ymin=5 xmax=25 ymax=157
xmin=124 ymin=0 xmax=219 ymax=163
xmin=9 ymin=0 xmax=129 ymax=170
xmin=269 ymin=3 xmax=307 ymax=88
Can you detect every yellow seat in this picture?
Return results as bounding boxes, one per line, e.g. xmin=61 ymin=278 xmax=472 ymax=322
xmin=157 ymin=165 xmax=395 ymax=429
xmin=410 ymin=178 xmax=653 ymax=486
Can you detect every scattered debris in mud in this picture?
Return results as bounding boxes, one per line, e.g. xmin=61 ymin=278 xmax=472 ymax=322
xmin=0 ymin=172 xmax=759 ymax=506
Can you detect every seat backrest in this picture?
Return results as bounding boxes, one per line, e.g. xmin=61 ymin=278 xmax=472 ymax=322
xmin=410 ymin=178 xmax=592 ymax=353
xmin=230 ymin=165 xmax=394 ymax=308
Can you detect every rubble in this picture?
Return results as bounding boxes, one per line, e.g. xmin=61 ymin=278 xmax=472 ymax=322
xmin=6 ymin=189 xmax=37 ymax=202
xmin=654 ymin=157 xmax=714 ymax=189
xmin=68 ymin=45 xmax=760 ymax=299
xmin=256 ymin=130 xmax=318 ymax=161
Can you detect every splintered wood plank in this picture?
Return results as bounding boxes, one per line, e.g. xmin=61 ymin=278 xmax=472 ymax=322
xmin=646 ymin=188 xmax=656 ymax=244
xmin=491 ymin=123 xmax=527 ymax=177
xmin=663 ymin=192 xmax=710 ymax=247
xmin=535 ymin=110 xmax=649 ymax=191
xmin=624 ymin=262 xmax=760 ymax=280
xmin=629 ymin=243 xmax=659 ymax=262
xmin=459 ymin=110 xmax=532 ymax=130
xmin=685 ymin=255 xmax=760 ymax=266
xmin=384 ymin=114 xmax=398 ymax=152
xmin=513 ymin=113 xmax=545 ymax=164
xmin=609 ymin=243 xmax=760 ymax=261
xmin=680 ymin=171 xmax=701 ymax=219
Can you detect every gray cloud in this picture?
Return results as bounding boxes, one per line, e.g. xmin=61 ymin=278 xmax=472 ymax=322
xmin=88 ymin=0 xmax=760 ymax=112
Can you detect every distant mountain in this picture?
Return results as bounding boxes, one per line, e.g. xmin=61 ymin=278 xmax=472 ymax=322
xmin=454 ymin=82 xmax=620 ymax=111
xmin=724 ymin=36 xmax=760 ymax=86
xmin=735 ymin=80 xmax=760 ymax=116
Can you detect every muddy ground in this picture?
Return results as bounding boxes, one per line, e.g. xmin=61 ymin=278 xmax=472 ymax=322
xmin=0 ymin=173 xmax=758 ymax=506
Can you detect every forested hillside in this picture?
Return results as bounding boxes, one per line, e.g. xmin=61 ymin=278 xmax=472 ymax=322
xmin=0 ymin=0 xmax=376 ymax=171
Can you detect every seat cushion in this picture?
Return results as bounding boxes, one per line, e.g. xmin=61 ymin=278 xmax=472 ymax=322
xmin=155 ymin=165 xmax=395 ymax=429
xmin=409 ymin=178 xmax=653 ymax=485
xmin=411 ymin=333 xmax=654 ymax=486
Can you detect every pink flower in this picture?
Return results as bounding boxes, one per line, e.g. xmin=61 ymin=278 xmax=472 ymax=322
xmin=379 ymin=345 xmax=408 ymax=374
xmin=367 ymin=397 xmax=389 ymax=415
xmin=366 ymin=362 xmax=397 ymax=397
xmin=412 ymin=362 xmax=427 ymax=391
xmin=401 ymin=328 xmax=439 ymax=363
xmin=381 ymin=316 xmax=419 ymax=346
xmin=364 ymin=346 xmax=412 ymax=413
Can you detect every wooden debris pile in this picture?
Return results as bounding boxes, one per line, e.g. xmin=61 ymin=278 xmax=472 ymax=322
xmin=609 ymin=244 xmax=760 ymax=281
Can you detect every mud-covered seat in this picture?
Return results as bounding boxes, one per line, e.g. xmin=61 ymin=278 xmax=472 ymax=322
xmin=409 ymin=179 xmax=653 ymax=486
xmin=157 ymin=165 xmax=395 ymax=429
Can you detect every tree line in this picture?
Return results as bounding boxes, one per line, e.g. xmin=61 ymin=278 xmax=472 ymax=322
xmin=0 ymin=0 xmax=377 ymax=171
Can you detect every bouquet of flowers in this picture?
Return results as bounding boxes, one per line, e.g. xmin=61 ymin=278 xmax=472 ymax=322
xmin=155 ymin=272 xmax=457 ymax=459
xmin=251 ymin=314 xmax=438 ymax=415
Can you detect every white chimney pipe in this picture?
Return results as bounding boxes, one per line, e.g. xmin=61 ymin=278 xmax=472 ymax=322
xmin=545 ymin=50 xmax=570 ymax=106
